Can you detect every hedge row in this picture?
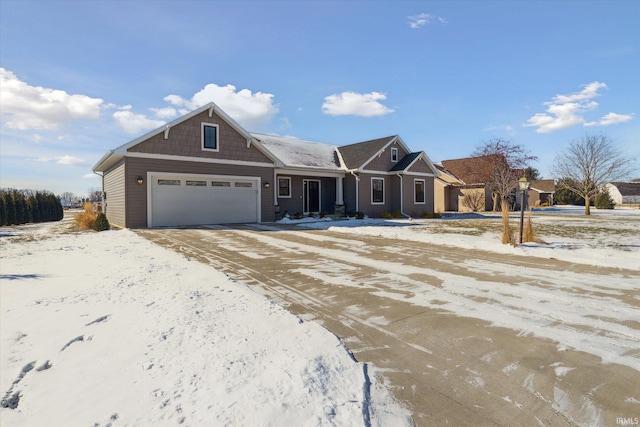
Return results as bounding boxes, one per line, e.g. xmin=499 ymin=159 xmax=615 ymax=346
xmin=0 ymin=189 xmax=64 ymax=226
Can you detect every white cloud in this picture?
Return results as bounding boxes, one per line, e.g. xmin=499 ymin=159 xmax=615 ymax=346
xmin=150 ymin=107 xmax=178 ymax=119
xmin=524 ymin=81 xmax=633 ymax=133
xmin=322 ymin=91 xmax=395 ymax=117
xmin=408 ymin=13 xmax=447 ymax=29
xmin=585 ymin=112 xmax=634 ymax=127
xmin=0 ymin=68 xmax=103 ymax=131
xmin=113 ymin=109 xmax=165 ymax=134
xmin=36 ymin=155 xmax=88 ymax=167
xmin=164 ymin=83 xmax=279 ymax=130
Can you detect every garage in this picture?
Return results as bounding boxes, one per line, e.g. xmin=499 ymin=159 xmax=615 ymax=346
xmin=149 ymin=174 xmax=260 ymax=227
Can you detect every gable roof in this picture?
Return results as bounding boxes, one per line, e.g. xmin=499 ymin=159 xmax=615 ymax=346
xmin=390 ymin=152 xmax=422 ymax=171
xmin=251 ymin=133 xmax=343 ymax=170
xmin=609 ymin=182 xmax=640 ymax=196
xmin=529 ymin=179 xmax=555 ymax=193
xmin=338 ymin=135 xmax=415 ymax=170
xmin=93 ymin=102 xmax=277 ymax=172
xmin=440 ymin=155 xmax=504 ymax=185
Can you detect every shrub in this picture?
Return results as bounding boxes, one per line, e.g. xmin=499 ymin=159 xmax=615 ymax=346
xmin=522 ymin=211 xmax=535 ymax=243
xmin=420 ymin=212 xmax=441 ymax=219
xmin=74 ymin=202 xmax=97 ymax=230
xmin=93 ymin=213 xmax=110 ymax=231
xmin=319 ymin=211 xmax=328 ymax=218
xmin=461 ymin=192 xmax=485 ymax=212
xmin=308 ymin=212 xmax=314 ymax=218
xmin=293 ymin=212 xmax=303 ymax=220
xmin=595 ymin=190 xmax=615 ymax=209
xmin=355 ymin=211 xmax=365 ymax=220
xmin=379 ymin=212 xmax=393 ymax=219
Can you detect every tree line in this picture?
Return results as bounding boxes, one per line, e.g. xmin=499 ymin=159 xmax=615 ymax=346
xmin=0 ymin=189 xmax=64 ymax=226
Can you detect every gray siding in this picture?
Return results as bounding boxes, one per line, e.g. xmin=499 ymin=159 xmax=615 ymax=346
xmin=363 ymin=141 xmax=409 ymax=171
xmin=276 ymin=175 xmax=337 ymax=216
xmin=103 ymin=160 xmax=126 ymax=228
xmin=125 ymin=157 xmax=275 ymax=228
xmin=129 ymin=110 xmax=273 ymax=164
xmin=403 ymin=176 xmax=435 ymax=217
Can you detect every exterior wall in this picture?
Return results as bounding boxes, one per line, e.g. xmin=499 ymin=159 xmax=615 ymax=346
xmin=457 ymin=186 xmax=489 ymax=212
xmin=275 ymin=175 xmax=337 ymax=216
xmin=403 ymin=176 xmax=435 ymax=217
xmin=124 ymin=157 xmax=274 ymax=228
xmin=363 ymin=141 xmax=409 ymax=172
xmin=103 ymin=160 xmax=126 ymax=228
xmin=129 ymin=110 xmax=273 ymax=164
xmin=358 ymin=173 xmax=394 ymax=218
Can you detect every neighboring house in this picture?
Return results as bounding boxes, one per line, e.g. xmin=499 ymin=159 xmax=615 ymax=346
xmin=527 ymin=179 xmax=555 ymax=207
xmin=605 ymin=182 xmax=640 ymax=206
xmin=434 ymin=164 xmax=464 ymax=212
xmin=438 ymin=155 xmax=499 ymax=212
xmin=92 ymin=102 xmax=439 ymax=228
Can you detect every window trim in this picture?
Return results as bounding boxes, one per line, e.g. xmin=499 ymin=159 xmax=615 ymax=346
xmin=414 ymin=179 xmax=426 ymax=204
xmin=391 ymin=147 xmax=398 ymax=163
xmin=278 ymin=177 xmax=292 ymax=198
xmin=201 ymin=122 xmax=219 ymax=152
xmin=371 ymin=177 xmax=385 ymax=205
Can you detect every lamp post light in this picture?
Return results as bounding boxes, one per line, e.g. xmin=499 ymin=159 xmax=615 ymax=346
xmin=518 ymin=176 xmax=530 ymax=244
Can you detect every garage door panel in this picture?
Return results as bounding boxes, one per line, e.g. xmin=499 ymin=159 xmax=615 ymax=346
xmin=150 ymin=175 xmax=258 ymax=227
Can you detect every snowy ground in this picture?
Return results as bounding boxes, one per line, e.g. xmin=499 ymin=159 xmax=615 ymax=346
xmin=298 ymin=205 xmax=640 ymax=271
xmin=0 ymin=217 xmax=410 ymax=427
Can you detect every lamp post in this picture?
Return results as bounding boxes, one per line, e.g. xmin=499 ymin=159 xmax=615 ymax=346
xmin=518 ymin=176 xmax=530 ymax=244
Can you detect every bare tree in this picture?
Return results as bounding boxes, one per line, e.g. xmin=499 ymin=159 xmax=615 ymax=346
xmin=553 ymin=134 xmax=635 ymax=215
xmin=472 ymin=139 xmax=538 ymax=212
xmin=461 ymin=191 xmax=485 ymax=212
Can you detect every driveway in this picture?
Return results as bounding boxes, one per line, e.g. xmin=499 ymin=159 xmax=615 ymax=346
xmin=137 ymin=224 xmax=640 ymax=426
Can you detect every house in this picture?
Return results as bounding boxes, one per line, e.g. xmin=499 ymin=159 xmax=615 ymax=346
xmin=526 ymin=179 xmax=555 ymax=207
xmin=605 ymin=182 xmax=640 ymax=206
xmin=92 ymin=102 xmax=439 ymax=228
xmin=438 ymin=155 xmax=500 ymax=212
xmin=433 ymin=164 xmax=464 ymax=212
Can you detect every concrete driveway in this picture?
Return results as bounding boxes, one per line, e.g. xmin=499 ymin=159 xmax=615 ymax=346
xmin=137 ymin=224 xmax=640 ymax=426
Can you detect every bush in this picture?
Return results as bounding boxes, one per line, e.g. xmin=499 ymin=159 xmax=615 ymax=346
xmin=293 ymin=212 xmax=303 ymax=220
xmin=319 ymin=211 xmax=328 ymax=218
xmin=74 ymin=202 xmax=97 ymax=230
xmin=93 ymin=213 xmax=110 ymax=231
xmin=420 ymin=212 xmax=441 ymax=219
xmin=522 ymin=211 xmax=535 ymax=243
xmin=595 ymin=190 xmax=615 ymax=209
xmin=355 ymin=211 xmax=365 ymax=220
xmin=379 ymin=212 xmax=393 ymax=219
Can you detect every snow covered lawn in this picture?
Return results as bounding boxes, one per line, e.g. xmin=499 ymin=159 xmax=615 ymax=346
xmin=0 ymin=218 xmax=409 ymax=426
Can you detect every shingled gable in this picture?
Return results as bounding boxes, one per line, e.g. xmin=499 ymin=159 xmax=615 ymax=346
xmin=93 ymin=102 xmax=279 ymax=172
xmin=338 ymin=136 xmax=404 ymax=170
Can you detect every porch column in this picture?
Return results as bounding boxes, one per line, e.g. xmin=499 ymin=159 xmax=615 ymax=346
xmin=335 ymin=176 xmax=344 ymax=205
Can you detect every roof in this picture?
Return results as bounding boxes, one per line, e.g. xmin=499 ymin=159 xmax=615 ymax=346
xmin=529 ymin=179 xmax=555 ymax=193
xmin=93 ymin=102 xmax=273 ymax=172
xmin=609 ymin=182 xmax=640 ymax=196
xmin=440 ymin=155 xmax=504 ymax=185
xmin=338 ymin=136 xmax=398 ymax=169
xmin=251 ymin=133 xmax=342 ymax=170
xmin=390 ymin=152 xmax=421 ymax=171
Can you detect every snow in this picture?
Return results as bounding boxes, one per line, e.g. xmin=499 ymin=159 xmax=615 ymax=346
xmin=0 ymin=218 xmax=410 ymax=426
xmin=252 ymin=133 xmax=342 ymax=170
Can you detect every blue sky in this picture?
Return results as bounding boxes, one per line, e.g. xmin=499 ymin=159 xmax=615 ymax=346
xmin=1 ymin=0 xmax=638 ymax=197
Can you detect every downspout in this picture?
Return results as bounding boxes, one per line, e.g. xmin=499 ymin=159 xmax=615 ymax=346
xmin=93 ymin=171 xmax=105 ymax=213
xmin=350 ymin=170 xmax=360 ymax=212
xmin=396 ymin=173 xmax=410 ymax=218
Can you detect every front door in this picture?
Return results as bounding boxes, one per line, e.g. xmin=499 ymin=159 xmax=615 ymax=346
xmin=303 ymin=179 xmax=321 ymax=213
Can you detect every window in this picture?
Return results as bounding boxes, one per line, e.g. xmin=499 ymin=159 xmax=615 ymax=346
xmin=235 ymin=182 xmax=253 ymax=188
xmin=202 ymin=123 xmax=219 ymax=151
xmin=186 ymin=180 xmax=206 ymax=186
xmin=391 ymin=147 xmax=398 ymax=162
xmin=278 ymin=177 xmax=291 ymax=198
xmin=372 ymin=178 xmax=384 ymax=204
xmin=158 ymin=179 xmax=180 ymax=186
xmin=211 ymin=181 xmax=231 ymax=187
xmin=414 ymin=179 xmax=425 ymax=204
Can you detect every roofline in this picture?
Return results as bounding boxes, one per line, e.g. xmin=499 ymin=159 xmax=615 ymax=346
xmin=93 ymin=102 xmax=280 ymax=172
xmin=359 ymin=136 xmax=410 ymax=170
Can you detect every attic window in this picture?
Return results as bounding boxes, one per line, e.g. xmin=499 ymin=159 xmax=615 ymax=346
xmin=202 ymin=123 xmax=219 ymax=151
xmin=391 ymin=147 xmax=398 ymax=162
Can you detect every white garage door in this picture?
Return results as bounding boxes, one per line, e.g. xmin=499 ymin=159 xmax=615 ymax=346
xmin=150 ymin=174 xmax=259 ymax=227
